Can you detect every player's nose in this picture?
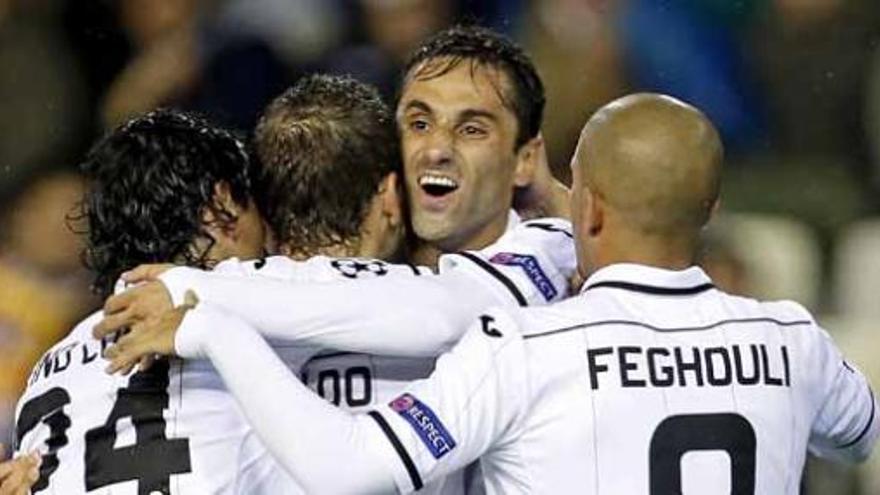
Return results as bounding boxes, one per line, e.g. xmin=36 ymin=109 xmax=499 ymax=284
xmin=424 ymin=131 xmax=454 ymax=166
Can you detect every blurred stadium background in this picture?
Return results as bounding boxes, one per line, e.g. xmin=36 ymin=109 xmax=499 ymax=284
xmin=1 ymin=0 xmax=878 ymax=492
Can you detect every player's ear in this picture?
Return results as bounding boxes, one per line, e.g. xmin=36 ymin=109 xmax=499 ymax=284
xmin=379 ymin=172 xmax=403 ymax=228
xmin=708 ymin=197 xmax=721 ymax=223
xmin=513 ymin=135 xmax=542 ymax=188
xmin=586 ymin=187 xmax=604 ymax=237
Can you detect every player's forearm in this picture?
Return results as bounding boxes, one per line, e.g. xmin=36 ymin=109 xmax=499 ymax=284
xmin=161 ymin=267 xmax=485 ymax=356
xmin=176 ymin=305 xmax=398 ymax=493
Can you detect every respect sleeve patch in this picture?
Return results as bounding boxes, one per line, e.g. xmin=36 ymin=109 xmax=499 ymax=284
xmin=489 ymin=252 xmax=558 ymax=301
xmin=389 ymin=393 xmax=457 ymax=459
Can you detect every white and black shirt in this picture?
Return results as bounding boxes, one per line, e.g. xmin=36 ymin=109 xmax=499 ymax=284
xmin=175 ymin=263 xmax=878 ymax=494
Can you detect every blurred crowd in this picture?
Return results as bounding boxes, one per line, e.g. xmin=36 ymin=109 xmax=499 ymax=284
xmin=1 ymin=0 xmax=879 ymax=492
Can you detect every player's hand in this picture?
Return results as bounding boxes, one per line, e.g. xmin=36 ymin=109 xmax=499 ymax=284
xmin=0 ymin=445 xmax=41 ymax=495
xmin=94 ymin=281 xmax=174 ymax=340
xmin=121 ymin=263 xmax=176 ymax=284
xmin=514 ymin=135 xmax=571 ymax=220
xmin=103 ymin=291 xmax=199 ymax=375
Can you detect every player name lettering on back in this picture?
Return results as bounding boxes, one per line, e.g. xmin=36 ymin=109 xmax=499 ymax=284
xmin=587 ymin=344 xmax=791 ymax=390
xmin=27 ymin=334 xmax=120 ymax=387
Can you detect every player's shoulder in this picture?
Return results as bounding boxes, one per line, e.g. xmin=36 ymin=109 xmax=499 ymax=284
xmin=514 ymin=296 xmax=596 ymax=338
xmin=715 ymin=288 xmax=814 ymax=321
xmin=215 ymin=255 xmax=430 ymax=282
xmin=19 ymin=311 xmax=104 ymax=394
xmin=716 ymin=291 xmax=829 ymax=348
xmin=511 ymin=217 xmax=573 ymax=238
xmin=213 ymin=255 xmax=301 ymax=280
xmin=497 ymin=217 xmax=575 ymax=259
xmin=311 ymin=255 xmax=430 ymax=281
xmin=48 ymin=311 xmax=103 ymax=353
xmin=718 ymin=291 xmax=818 ymax=330
xmin=438 ymin=217 xmax=577 ymax=307
xmin=475 ymin=302 xmax=582 ymax=341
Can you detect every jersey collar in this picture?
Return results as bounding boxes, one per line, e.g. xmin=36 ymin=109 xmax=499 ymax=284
xmin=579 ymin=263 xmax=714 ymax=296
xmin=505 ymin=209 xmax=521 ymax=232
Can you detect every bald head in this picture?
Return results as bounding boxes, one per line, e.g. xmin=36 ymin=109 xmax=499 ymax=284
xmin=575 ymin=93 xmax=722 ymax=238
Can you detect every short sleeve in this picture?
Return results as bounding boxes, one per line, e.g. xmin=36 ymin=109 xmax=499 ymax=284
xmin=808 ymin=327 xmax=879 ymax=464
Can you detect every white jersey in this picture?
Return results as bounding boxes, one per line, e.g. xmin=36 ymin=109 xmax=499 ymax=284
xmin=13 ymin=313 xmax=296 ymax=495
xmin=367 ymin=264 xmax=879 ymax=494
xmin=300 ymin=218 xmax=575 ymax=413
xmin=159 ymin=217 xmax=576 ymax=493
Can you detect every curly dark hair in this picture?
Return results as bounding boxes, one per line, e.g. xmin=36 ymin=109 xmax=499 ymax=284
xmin=78 ymin=109 xmax=254 ymax=298
xmin=401 ymin=24 xmax=545 ymax=150
xmin=253 ymin=74 xmax=401 ymax=256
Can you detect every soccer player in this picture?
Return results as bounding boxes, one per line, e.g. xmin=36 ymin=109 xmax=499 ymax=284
xmin=10 ymin=110 xmax=301 ymax=494
xmin=130 ymin=94 xmax=878 ymax=494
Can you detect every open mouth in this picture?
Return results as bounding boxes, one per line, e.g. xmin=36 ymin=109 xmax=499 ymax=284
xmin=419 ymin=174 xmax=460 ymax=198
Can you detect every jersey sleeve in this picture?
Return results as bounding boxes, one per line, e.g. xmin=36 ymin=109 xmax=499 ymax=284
xmin=367 ymin=308 xmax=530 ymax=492
xmin=174 ymin=303 xmax=397 ymax=494
xmin=438 ymin=217 xmax=576 ymax=307
xmin=807 ymin=326 xmax=879 ymax=464
xmin=159 ymin=262 xmax=498 ymax=357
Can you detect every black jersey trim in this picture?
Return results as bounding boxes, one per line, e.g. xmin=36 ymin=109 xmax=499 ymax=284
xmin=304 ymin=351 xmax=357 ymax=362
xmin=584 ymin=280 xmax=715 ymax=296
xmin=523 ymin=221 xmax=573 ymax=238
xmin=456 ymin=252 xmax=528 ymax=307
xmin=838 ymin=389 xmax=876 ymax=449
xmin=523 ymin=317 xmax=813 ymax=340
xmin=406 ymin=263 xmax=424 ymax=276
xmin=368 ymin=411 xmax=424 ymax=490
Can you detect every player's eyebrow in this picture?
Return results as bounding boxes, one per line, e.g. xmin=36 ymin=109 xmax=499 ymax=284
xmin=458 ymin=108 xmax=498 ymax=124
xmin=402 ymin=100 xmax=433 ymax=114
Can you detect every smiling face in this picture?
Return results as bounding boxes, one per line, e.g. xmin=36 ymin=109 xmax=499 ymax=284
xmin=398 ymin=59 xmax=529 ymax=252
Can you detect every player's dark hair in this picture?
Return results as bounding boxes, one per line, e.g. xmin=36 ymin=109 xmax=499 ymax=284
xmin=402 ymin=24 xmax=545 ymax=150
xmin=77 ymin=109 xmax=253 ymax=298
xmin=253 ymin=74 xmax=401 ymax=256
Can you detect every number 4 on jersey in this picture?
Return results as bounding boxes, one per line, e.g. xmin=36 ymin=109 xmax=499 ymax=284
xmin=16 ymin=360 xmax=192 ymax=494
xmin=85 ymin=360 xmax=192 ymax=495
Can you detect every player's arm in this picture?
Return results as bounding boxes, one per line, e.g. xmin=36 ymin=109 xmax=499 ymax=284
xmin=808 ymin=327 xmax=879 ymax=464
xmin=98 ymin=266 xmax=495 ymax=358
xmin=173 ymin=304 xmax=528 ymax=493
xmin=172 ymin=302 xmax=394 ymax=493
xmin=97 ymin=218 xmax=575 ymax=360
xmin=363 ymin=308 xmax=530 ymax=491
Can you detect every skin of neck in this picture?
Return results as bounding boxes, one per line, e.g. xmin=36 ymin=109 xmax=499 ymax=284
xmin=579 ymin=196 xmax=700 ymax=277
xmin=279 ymin=239 xmax=361 ymax=261
xmin=408 ymin=212 xmax=509 ymax=268
xmin=592 ymin=221 xmax=699 ymax=271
